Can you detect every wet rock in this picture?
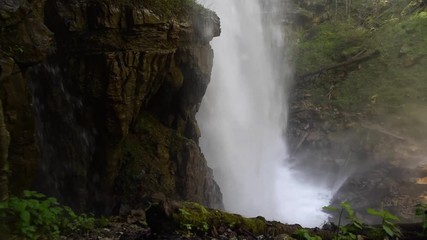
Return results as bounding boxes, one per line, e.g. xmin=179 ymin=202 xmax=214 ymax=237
xmin=0 ymin=99 xmax=9 ymax=200
xmin=145 ymin=198 xmax=178 ymax=234
xmin=1 ymin=0 xmax=223 ymax=214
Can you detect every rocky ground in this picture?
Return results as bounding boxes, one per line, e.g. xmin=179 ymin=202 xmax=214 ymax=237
xmin=60 ymin=198 xmax=303 ymax=240
xmin=57 ymin=197 xmax=425 ymax=240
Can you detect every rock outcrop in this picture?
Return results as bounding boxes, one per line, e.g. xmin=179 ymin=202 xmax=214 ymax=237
xmin=0 ymin=0 xmax=49 ymax=199
xmin=0 ymin=0 xmax=222 ymax=214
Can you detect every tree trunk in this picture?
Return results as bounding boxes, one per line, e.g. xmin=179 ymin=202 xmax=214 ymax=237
xmin=0 ymin=100 xmax=10 ymax=200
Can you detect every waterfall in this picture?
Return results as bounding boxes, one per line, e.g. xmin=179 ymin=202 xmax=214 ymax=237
xmin=197 ymin=0 xmax=334 ymax=227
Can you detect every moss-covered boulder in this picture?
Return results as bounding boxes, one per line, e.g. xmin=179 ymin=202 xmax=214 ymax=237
xmin=146 ymin=200 xmax=302 ymax=238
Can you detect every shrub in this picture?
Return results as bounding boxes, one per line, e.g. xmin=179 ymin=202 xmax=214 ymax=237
xmin=0 ymin=190 xmax=96 ymax=240
xmin=367 ymin=208 xmax=401 ymax=239
xmin=323 ymin=202 xmax=363 ymax=240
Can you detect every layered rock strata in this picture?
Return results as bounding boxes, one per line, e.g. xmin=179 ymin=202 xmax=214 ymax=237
xmin=0 ymin=0 xmax=222 ymax=213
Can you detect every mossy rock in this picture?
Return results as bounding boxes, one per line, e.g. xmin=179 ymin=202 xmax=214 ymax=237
xmin=173 ymin=202 xmax=267 ymax=235
xmin=146 ymin=200 xmax=302 ymax=237
xmin=116 ymin=112 xmax=177 ymax=204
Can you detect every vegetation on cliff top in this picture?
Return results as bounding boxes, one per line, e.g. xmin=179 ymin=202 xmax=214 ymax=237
xmin=142 ymin=0 xmax=211 ymax=18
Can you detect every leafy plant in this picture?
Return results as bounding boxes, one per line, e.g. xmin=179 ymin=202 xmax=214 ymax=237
xmin=323 ymin=202 xmax=363 ymax=240
xmin=415 ymin=203 xmax=427 ymax=236
xmin=0 ymin=190 xmax=97 ymax=239
xmin=367 ymin=208 xmax=401 ymax=239
xmin=294 ymin=228 xmax=322 ymax=240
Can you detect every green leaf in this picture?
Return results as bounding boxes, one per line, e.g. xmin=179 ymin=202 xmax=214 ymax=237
xmin=50 ymin=206 xmax=63 ymax=215
xmin=383 ymin=211 xmax=399 ymax=221
xmin=341 ymin=202 xmax=355 ymax=218
xmin=21 ymin=224 xmax=36 ymax=237
xmin=323 ymin=206 xmax=339 ymax=212
xmin=46 ymin=197 xmax=59 ymax=205
xmin=383 ymin=225 xmax=394 ymax=237
xmin=367 ymin=208 xmax=382 ymax=217
xmin=394 ymin=227 xmax=402 ymax=237
xmin=353 ymin=220 xmax=363 ymax=230
xmin=0 ymin=201 xmax=8 ymax=209
xmin=415 ymin=204 xmax=427 ymax=216
xmin=13 ymin=200 xmax=27 ymax=212
xmin=20 ymin=211 xmax=31 ymax=223
xmin=24 ymin=190 xmax=45 ymax=199
xmin=179 ymin=208 xmax=191 ymax=216
xmin=64 ymin=206 xmax=77 ymax=219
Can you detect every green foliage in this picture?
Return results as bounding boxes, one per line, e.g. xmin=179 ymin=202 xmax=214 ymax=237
xmin=175 ymin=204 xmax=210 ymax=233
xmin=323 ymin=202 xmax=363 ymax=240
xmin=294 ymin=228 xmax=322 ymax=240
xmin=324 ymin=203 xmax=403 ymax=239
xmin=333 ymin=9 xmax=427 ymax=112
xmin=295 ymin=21 xmax=368 ymax=75
xmin=341 ymin=202 xmax=363 ymax=230
xmin=367 ymin=208 xmax=401 ymax=239
xmin=296 ymin=6 xmax=427 ymax=118
xmin=172 ymin=202 xmax=266 ymax=236
xmin=0 ymin=190 xmax=98 ymax=239
xmin=415 ymin=203 xmax=427 ymax=236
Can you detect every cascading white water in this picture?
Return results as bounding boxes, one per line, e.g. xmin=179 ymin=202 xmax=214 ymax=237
xmin=197 ymin=0 xmax=335 ymax=227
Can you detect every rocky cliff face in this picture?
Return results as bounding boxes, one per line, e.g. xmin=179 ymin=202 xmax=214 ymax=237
xmin=0 ymin=0 xmax=222 ymax=214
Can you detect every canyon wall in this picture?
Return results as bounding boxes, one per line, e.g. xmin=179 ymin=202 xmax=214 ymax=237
xmin=0 ymin=0 xmax=222 ymax=214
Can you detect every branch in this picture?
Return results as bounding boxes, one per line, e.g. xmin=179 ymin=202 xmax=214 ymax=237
xmin=298 ymin=50 xmax=380 ymax=81
xmin=360 ymin=122 xmax=406 ymax=141
xmin=292 ymin=131 xmax=309 ymax=155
